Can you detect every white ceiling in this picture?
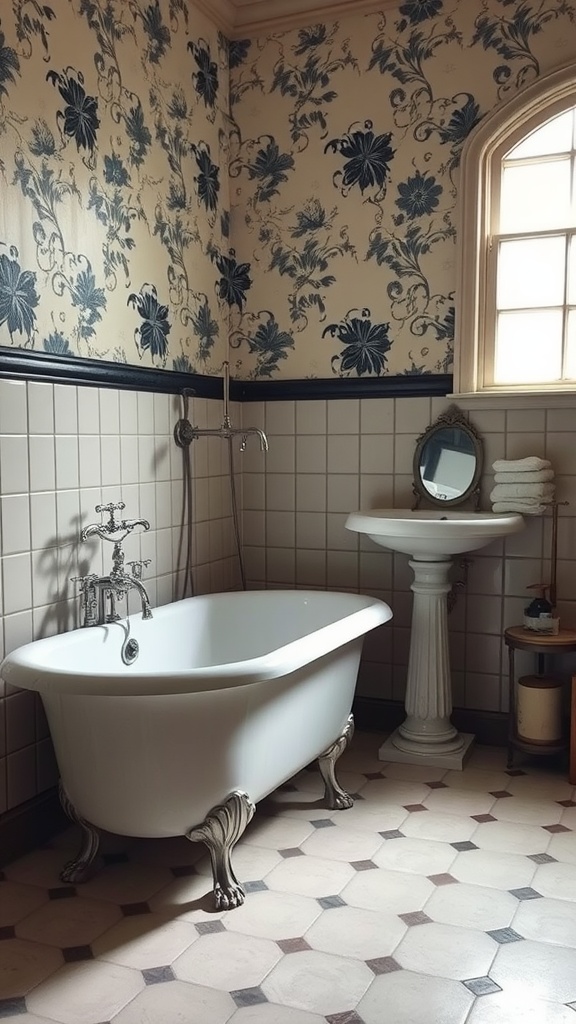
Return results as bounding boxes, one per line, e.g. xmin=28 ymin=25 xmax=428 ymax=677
xmin=193 ymin=0 xmax=398 ymax=38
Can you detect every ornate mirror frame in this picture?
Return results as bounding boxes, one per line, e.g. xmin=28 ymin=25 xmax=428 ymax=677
xmin=412 ymin=404 xmax=483 ymax=510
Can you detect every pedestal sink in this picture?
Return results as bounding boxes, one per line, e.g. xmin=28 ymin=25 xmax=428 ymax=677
xmin=345 ymin=509 xmax=525 ymax=769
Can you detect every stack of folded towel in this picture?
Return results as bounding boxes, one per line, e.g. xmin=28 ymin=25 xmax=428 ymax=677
xmin=490 ymin=457 xmax=555 ymax=515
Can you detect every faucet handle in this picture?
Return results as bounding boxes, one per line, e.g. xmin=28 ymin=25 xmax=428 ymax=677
xmin=127 ymin=559 xmax=151 ymax=581
xmin=70 ymin=573 xmax=99 ymax=589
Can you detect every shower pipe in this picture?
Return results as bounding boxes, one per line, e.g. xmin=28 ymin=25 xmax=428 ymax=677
xmin=174 ymin=363 xmax=269 ymax=599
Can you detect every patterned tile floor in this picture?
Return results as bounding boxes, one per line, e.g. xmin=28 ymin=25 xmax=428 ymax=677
xmin=2 ymin=731 xmax=576 ymax=1023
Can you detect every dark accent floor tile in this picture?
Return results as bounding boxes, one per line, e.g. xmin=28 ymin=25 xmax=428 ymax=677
xmin=451 ymin=841 xmax=478 ymax=852
xmin=426 ymin=781 xmax=448 ymax=789
xmin=366 ymin=956 xmax=402 ymax=975
xmin=171 ymin=864 xmax=197 ymax=877
xmin=48 ymin=886 xmax=76 ymax=899
xmin=318 ymin=895 xmax=346 ymax=910
xmin=557 ymin=800 xmax=576 ymax=808
xmin=487 ymin=927 xmax=524 ymax=944
xmin=463 ymin=977 xmax=502 ymax=996
xmin=277 ymin=937 xmax=311 ymax=954
xmin=244 ymin=880 xmax=268 ymax=894
xmin=142 ymin=966 xmax=176 ymax=985
xmin=0 ymin=997 xmax=27 ymax=1018
xmin=404 ymin=804 xmax=428 ymax=813
xmin=196 ymin=920 xmax=226 ymax=935
xmin=279 ymin=848 xmax=305 ymax=859
xmin=326 ymin=1011 xmax=366 ymax=1024
xmin=472 ymin=814 xmax=497 ymax=823
xmin=510 ymin=887 xmax=542 ymax=901
xmin=490 ymin=790 xmax=513 ymax=798
xmin=121 ymin=901 xmax=151 ymax=916
xmin=428 ymin=873 xmax=458 ymax=886
xmin=230 ymin=987 xmax=268 ymax=1008
xmin=379 ymin=829 xmax=405 ymax=840
xmin=311 ymin=819 xmax=336 ymax=829
xmin=351 ymin=860 xmax=378 ymax=872
xmin=543 ymin=824 xmax=571 ymax=833
xmin=102 ymin=852 xmax=129 ymax=865
xmin=528 ymin=853 xmax=557 ymax=864
xmin=63 ymin=945 xmax=93 ymax=962
xmin=399 ymin=911 xmax=431 ymax=927
xmin=0 ymin=926 xmax=15 ymax=940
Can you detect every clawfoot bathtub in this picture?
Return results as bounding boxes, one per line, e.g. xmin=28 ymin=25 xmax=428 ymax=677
xmin=1 ymin=589 xmax=392 ymax=909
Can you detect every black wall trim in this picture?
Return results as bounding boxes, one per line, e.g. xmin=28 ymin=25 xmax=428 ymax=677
xmin=236 ymin=375 xmax=453 ymax=401
xmin=0 ymin=348 xmax=452 ymax=402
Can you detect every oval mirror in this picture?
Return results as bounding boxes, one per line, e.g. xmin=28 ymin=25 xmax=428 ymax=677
xmin=412 ymin=405 xmax=483 ymax=509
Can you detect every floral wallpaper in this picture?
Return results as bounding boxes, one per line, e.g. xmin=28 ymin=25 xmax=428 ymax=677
xmin=0 ymin=0 xmax=230 ymax=375
xmin=229 ymin=0 xmax=576 ymax=379
xmin=2 ymin=1 xmax=576 ymax=382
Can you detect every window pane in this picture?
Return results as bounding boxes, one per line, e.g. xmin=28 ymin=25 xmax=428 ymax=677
xmin=500 ymin=159 xmax=571 ymax=232
xmin=497 ymin=236 xmax=566 ymax=309
xmin=507 ymin=108 xmax=574 ymax=159
xmin=569 ymin=236 xmax=576 ymax=305
xmin=565 ymin=309 xmax=576 ymax=378
xmin=495 ymin=309 xmax=563 ymax=383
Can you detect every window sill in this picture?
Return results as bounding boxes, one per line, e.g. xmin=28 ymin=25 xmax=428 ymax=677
xmin=448 ymin=389 xmax=576 ymax=410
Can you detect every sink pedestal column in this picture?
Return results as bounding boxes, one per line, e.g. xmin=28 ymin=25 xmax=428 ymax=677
xmin=378 ymin=558 xmax=474 ymax=770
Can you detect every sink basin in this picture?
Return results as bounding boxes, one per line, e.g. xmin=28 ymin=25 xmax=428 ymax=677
xmin=345 ymin=508 xmax=525 ymax=559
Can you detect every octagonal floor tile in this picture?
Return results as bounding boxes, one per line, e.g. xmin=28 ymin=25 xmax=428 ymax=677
xmin=547 ymin=831 xmax=576 ymax=865
xmin=504 ymin=775 xmax=574 ymax=801
xmin=373 ymin=836 xmax=456 ymax=876
xmin=128 ymin=835 xmax=206 ymax=868
xmin=425 ymin=882 xmax=517 ymax=931
xmin=449 ymin=848 xmax=536 ymax=890
xmin=92 ymin=913 xmax=198 ymax=969
xmin=442 ymin=769 xmax=511 ymax=792
xmin=400 ymin=811 xmax=477 ymax=844
xmin=328 ymin=801 xmax=408 ymax=834
xmin=265 ymin=854 xmax=354 ymax=899
xmin=3 ymin=848 xmax=76 ymax=889
xmin=394 ymin=922 xmax=497 ymax=980
xmin=472 ymin=820 xmax=551 ymax=856
xmin=261 ymin=949 xmax=372 ymax=1016
xmin=513 ymin=896 xmax=576 ymax=947
xmin=301 ymin=824 xmax=382 ymax=863
xmin=0 ymin=880 xmax=49 ymax=927
xmin=342 ymin=867 xmax=433 ymax=915
xmin=357 ymin=969 xmax=474 ymax=1024
xmin=80 ymin=862 xmax=174 ymax=905
xmin=491 ymin=798 xmax=563 ymax=826
xmin=360 ymin=778 xmax=430 ymax=806
xmin=0 ymin=938 xmax=63 ymax=1000
xmin=111 ymin=979 xmax=235 ymax=1024
xmin=242 ymin=816 xmax=315 ymax=851
xmin=194 ymin=843 xmax=281 ymax=882
xmin=16 ymin=896 xmax=121 ymax=947
xmin=491 ymin=939 xmax=576 ymax=1003
xmin=221 ymin=890 xmax=321 ymax=941
xmin=305 ymin=904 xmax=407 ymax=960
xmin=531 ymin=860 xmax=576 ymax=901
xmin=147 ymin=873 xmax=226 ymax=922
xmin=26 ymin=959 xmax=144 ymax=1023
xmin=423 ymin=788 xmax=496 ymax=817
xmin=173 ymin=930 xmax=281 ymax=990
xmin=466 ymin=990 xmax=576 ymax=1023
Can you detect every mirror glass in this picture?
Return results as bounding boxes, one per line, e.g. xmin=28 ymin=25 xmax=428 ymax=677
xmin=413 ymin=406 xmax=483 ymax=509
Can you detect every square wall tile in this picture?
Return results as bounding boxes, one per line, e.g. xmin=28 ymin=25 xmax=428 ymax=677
xmin=54 ymin=384 xmax=78 ymax=434
xmin=296 ymin=511 xmax=326 ymax=550
xmin=296 ymin=435 xmax=326 ymax=474
xmin=0 ymin=380 xmax=27 ymax=433
xmin=2 ymin=553 xmax=32 ymax=614
xmin=394 ymin=397 xmax=431 ymax=433
xmin=79 ymin=436 xmax=101 ymax=489
xmin=360 ymin=398 xmax=394 ymax=434
xmin=296 ymin=474 xmax=326 ymax=512
xmin=1 ymin=494 xmax=31 ymax=555
xmin=3 ymin=609 xmax=33 ymax=655
xmin=267 ymin=435 xmax=295 ymax=473
xmin=267 ymin=547 xmax=295 ymax=584
xmin=296 ymin=549 xmax=326 ymax=587
xmin=265 ymin=401 xmax=295 ymax=435
xmin=327 ymin=512 xmax=358 ymax=551
xmin=267 ymin=510 xmax=295 ymax=548
xmin=361 ymin=435 xmax=394 ymax=474
xmin=296 ymin=400 xmax=326 ymax=434
xmin=55 ymin=436 xmax=79 ymax=489
xmin=30 ymin=492 xmax=57 ymax=551
xmin=327 ymin=550 xmax=358 ymax=588
xmin=1 ymin=435 xmax=30 ymax=493
xmin=119 ymin=389 xmax=138 ymax=433
xmin=27 ymin=382 xmax=54 ymax=434
xmin=77 ymin=387 xmax=100 ymax=434
xmin=326 ymin=474 xmax=359 ymax=513
xmin=100 ymin=387 xmax=121 ymax=434
xmin=328 ymin=435 xmax=359 ymax=474
xmin=28 ymin=436 xmax=55 ymax=492
xmin=327 ymin=399 xmax=359 ymax=435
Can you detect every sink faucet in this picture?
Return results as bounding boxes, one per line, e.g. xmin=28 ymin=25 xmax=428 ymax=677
xmin=73 ymin=503 xmax=153 ymax=626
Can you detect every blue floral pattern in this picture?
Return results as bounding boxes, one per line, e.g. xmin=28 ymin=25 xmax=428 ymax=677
xmin=323 ymin=308 xmax=392 ymax=376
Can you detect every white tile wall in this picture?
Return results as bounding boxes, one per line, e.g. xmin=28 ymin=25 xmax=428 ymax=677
xmin=241 ymin=395 xmax=576 ymax=720
xmin=0 ymin=381 xmax=240 ymax=813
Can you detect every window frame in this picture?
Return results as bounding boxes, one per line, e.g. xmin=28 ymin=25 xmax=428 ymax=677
xmin=453 ymin=62 xmax=576 ymax=400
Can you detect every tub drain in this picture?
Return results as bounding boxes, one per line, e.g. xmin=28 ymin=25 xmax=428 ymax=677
xmin=121 ymin=638 xmax=139 ymax=665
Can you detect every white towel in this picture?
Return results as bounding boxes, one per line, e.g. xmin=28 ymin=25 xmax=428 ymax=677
xmin=490 ymin=482 xmax=555 ymax=501
xmin=492 ymin=457 xmax=551 ymax=473
xmin=492 ymin=501 xmax=549 ymax=516
xmin=494 ymin=469 xmax=555 ymax=484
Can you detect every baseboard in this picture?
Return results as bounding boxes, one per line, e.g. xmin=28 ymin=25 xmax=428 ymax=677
xmin=0 ymin=788 xmax=67 ymax=870
xmin=353 ymin=697 xmax=509 ymax=747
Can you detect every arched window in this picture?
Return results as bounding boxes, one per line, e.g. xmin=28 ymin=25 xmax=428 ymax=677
xmin=453 ymin=63 xmax=576 ymax=398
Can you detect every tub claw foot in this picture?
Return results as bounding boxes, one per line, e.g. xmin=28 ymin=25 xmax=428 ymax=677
xmin=187 ymin=791 xmax=256 ymax=911
xmin=58 ymin=781 xmax=101 ymax=883
xmin=318 ymin=714 xmax=355 ymax=810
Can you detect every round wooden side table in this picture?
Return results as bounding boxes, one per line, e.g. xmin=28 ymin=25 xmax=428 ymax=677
xmin=504 ymin=626 xmax=576 ymax=769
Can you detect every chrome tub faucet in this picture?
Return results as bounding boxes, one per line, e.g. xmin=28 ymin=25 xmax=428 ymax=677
xmin=73 ymin=502 xmax=153 ymax=627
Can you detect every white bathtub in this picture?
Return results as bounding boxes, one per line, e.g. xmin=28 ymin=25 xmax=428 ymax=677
xmin=1 ymin=589 xmax=391 ymax=907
